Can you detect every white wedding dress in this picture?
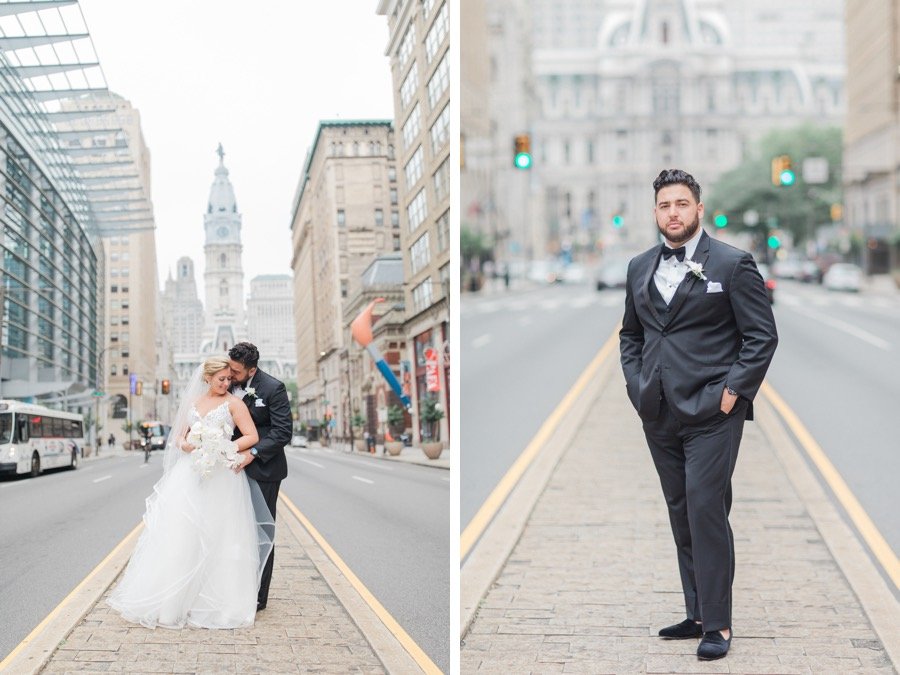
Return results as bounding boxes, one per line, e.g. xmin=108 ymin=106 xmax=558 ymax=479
xmin=107 ymin=401 xmax=273 ymax=629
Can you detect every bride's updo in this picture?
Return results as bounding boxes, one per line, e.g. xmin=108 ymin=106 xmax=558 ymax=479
xmin=202 ymin=356 xmax=231 ymax=380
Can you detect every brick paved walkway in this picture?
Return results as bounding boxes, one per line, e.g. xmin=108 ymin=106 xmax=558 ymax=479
xmin=41 ymin=522 xmax=385 ymax=674
xmin=462 ymin=370 xmax=895 ymax=673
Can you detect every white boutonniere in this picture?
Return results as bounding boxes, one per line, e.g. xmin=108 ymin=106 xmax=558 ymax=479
xmin=245 ymin=387 xmax=257 ymax=399
xmin=685 ymin=260 xmax=707 ymax=281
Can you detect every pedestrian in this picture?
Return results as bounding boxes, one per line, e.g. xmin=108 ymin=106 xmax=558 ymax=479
xmin=109 ymin=433 xmax=115 ymax=449
xmin=619 ymin=169 xmax=778 ymax=661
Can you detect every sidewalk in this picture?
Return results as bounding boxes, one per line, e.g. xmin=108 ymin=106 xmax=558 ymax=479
xmin=319 ymin=441 xmax=451 ymax=470
xmin=462 ymin=367 xmax=898 ymax=673
xmin=33 ymin=508 xmax=388 ymax=674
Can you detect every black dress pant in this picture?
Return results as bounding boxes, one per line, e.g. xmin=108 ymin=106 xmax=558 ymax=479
xmin=255 ymin=479 xmax=281 ymax=607
xmin=642 ymin=398 xmax=747 ymax=632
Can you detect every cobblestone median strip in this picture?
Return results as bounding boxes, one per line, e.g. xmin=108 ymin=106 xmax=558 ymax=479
xmin=462 ymin=367 xmax=897 ymax=673
xmin=25 ymin=504 xmax=390 ymax=674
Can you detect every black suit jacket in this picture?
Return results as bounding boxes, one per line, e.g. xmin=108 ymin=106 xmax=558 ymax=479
xmin=232 ymin=369 xmax=292 ymax=482
xmin=620 ymin=231 xmax=778 ymax=424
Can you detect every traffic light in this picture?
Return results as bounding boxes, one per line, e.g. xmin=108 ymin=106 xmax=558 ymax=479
xmin=771 ymin=155 xmax=795 ymax=186
xmin=513 ymin=134 xmax=532 ymax=169
xmin=713 ymin=212 xmax=728 ymax=228
xmin=135 ymin=381 xmax=143 ymax=396
xmin=161 ymin=379 xmax=171 ymax=395
xmin=767 ymin=234 xmax=782 ymax=250
xmin=612 ymin=214 xmax=624 ymax=229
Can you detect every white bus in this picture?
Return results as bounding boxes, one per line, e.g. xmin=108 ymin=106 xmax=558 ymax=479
xmin=0 ymin=400 xmax=85 ymax=477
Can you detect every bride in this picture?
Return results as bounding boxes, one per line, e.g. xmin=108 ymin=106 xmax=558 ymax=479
xmin=107 ymin=356 xmax=274 ymax=629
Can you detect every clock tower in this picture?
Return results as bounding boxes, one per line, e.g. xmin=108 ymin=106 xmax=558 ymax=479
xmin=203 ymin=144 xmax=245 ymax=350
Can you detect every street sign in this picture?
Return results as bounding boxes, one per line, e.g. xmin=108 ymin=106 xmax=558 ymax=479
xmin=92 ymin=390 xmax=105 ymax=397
xmin=129 ymin=373 xmax=137 ymax=395
xmin=803 ymin=157 xmax=829 ymax=184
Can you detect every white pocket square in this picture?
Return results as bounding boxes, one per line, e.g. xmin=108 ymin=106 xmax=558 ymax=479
xmin=255 ymin=399 xmax=266 ymax=407
xmin=706 ymin=281 xmax=723 ymax=293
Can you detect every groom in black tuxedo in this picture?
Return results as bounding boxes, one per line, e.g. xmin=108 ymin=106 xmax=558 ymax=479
xmin=620 ymin=169 xmax=777 ymax=660
xmin=228 ymin=341 xmax=292 ymax=611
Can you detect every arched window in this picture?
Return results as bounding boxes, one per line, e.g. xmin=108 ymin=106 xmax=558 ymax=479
xmin=220 ymin=253 xmax=227 ymax=268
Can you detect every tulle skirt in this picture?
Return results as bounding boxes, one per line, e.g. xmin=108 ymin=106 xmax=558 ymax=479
xmin=107 ymin=454 xmax=274 ymax=629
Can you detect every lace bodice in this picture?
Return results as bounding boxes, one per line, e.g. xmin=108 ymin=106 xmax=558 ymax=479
xmin=189 ymin=400 xmax=234 ymax=437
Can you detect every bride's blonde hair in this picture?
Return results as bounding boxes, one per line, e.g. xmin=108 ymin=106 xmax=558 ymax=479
xmin=202 ymin=356 xmax=231 ymax=380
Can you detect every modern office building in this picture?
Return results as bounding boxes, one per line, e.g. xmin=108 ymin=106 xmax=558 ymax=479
xmin=377 ymin=0 xmax=451 ymax=445
xmin=0 ymin=2 xmax=157 ymax=442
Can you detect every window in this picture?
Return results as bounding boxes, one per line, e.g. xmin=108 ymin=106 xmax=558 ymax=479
xmin=375 ymin=209 xmax=384 ymax=227
xmin=110 ymin=285 xmax=117 ymax=293
xmin=407 ymin=189 xmax=427 ymax=232
xmin=400 ymin=61 xmax=419 ymax=109
xmin=220 ymin=253 xmax=226 ymax=268
xmin=110 ymin=332 xmax=118 ymax=342
xmin=405 ymin=146 xmax=424 ymax=188
xmin=412 ymin=278 xmax=434 ymax=313
xmin=337 ymin=209 xmax=346 ymax=227
xmin=427 ymin=53 xmax=449 ymax=108
xmin=388 ymin=167 xmax=397 ymax=182
xmin=393 ymin=233 xmax=401 ymax=251
xmin=433 ymin=158 xmax=450 ymax=202
xmin=123 ymin=364 xmax=128 ymax=375
xmin=398 ymin=22 xmax=416 ymax=69
xmin=425 ymin=3 xmax=449 ymax=63
xmin=430 ymin=104 xmax=450 ymax=153
xmin=410 ymin=232 xmax=431 ymax=274
xmin=402 ymin=104 xmax=422 ymax=149
xmin=111 ymin=364 xmax=117 ymax=376
xmin=341 ymin=279 xmax=348 ymax=298
xmin=391 ymin=210 xmax=399 ymax=227
xmin=436 ymin=209 xmax=450 ymax=252
xmin=390 ymin=188 xmax=398 ymax=205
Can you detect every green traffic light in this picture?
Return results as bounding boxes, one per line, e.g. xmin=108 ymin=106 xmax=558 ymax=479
xmin=612 ymin=215 xmax=624 ymax=228
xmin=767 ymin=235 xmax=781 ymax=249
xmin=779 ymin=169 xmax=795 ymax=186
xmin=514 ymin=152 xmax=532 ymax=169
xmin=714 ymin=213 xmax=728 ymax=228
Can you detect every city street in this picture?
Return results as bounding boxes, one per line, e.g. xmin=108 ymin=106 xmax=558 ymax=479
xmin=460 ymin=272 xmax=900 ymax=588
xmin=0 ymin=447 xmax=449 ymax=672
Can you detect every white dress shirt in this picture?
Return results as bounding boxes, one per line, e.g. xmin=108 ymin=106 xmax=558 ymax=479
xmin=654 ymin=227 xmax=704 ymax=305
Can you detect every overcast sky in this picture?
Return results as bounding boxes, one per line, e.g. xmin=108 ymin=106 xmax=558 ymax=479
xmin=77 ymin=1 xmax=395 ymax=300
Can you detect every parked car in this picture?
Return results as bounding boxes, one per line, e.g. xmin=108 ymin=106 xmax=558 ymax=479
xmin=771 ymin=258 xmax=803 ymax=280
xmin=823 ymin=263 xmax=863 ymax=292
xmin=595 ymin=259 xmax=629 ymax=290
xmin=756 ymin=263 xmax=776 ymax=304
xmin=798 ymin=260 xmax=822 ymax=284
xmin=290 ymin=435 xmax=308 ymax=447
xmin=560 ymin=262 xmax=588 ymax=284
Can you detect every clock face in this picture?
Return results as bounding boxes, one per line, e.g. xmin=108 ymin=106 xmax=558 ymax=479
xmin=216 ymin=226 xmax=229 ymax=239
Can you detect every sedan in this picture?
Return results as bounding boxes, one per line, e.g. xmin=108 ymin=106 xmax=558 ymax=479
xmin=595 ymin=259 xmax=629 ymax=290
xmin=823 ymin=263 xmax=863 ymax=292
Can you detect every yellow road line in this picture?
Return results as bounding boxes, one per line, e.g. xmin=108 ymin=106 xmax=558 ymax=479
xmin=460 ymin=328 xmax=619 ymax=560
xmin=761 ymin=381 xmax=900 ymax=589
xmin=0 ymin=522 xmax=143 ymax=671
xmin=279 ymin=494 xmax=441 ymax=675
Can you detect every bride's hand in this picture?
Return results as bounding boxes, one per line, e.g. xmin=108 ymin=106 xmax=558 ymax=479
xmin=180 ymin=441 xmax=195 ymax=453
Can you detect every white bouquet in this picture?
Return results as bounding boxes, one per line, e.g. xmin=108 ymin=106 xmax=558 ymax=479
xmin=186 ymin=421 xmax=242 ymax=478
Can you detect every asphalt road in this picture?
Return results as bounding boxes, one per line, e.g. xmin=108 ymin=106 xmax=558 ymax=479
xmin=282 ymin=446 xmax=450 ymax=673
xmin=0 ymin=447 xmax=450 ymax=673
xmin=460 ymin=275 xmax=900 ymax=589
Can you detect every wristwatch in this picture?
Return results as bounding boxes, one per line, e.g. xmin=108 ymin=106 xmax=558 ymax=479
xmin=726 ymin=387 xmax=738 ymax=396
xmin=250 ymin=447 xmax=259 ymax=457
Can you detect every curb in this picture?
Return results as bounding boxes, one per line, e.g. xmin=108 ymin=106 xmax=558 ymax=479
xmin=756 ymin=393 xmax=900 ymax=668
xmin=460 ymin=334 xmax=618 ymax=639
xmin=349 ymin=448 xmax=451 ymax=470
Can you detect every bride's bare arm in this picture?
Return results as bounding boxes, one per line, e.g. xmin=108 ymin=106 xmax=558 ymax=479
xmin=229 ymin=397 xmax=259 ymax=451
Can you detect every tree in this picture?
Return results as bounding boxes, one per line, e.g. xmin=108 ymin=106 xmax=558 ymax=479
xmin=705 ymin=125 xmax=842 ymax=247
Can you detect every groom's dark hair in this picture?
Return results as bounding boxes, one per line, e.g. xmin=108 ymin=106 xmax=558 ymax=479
xmin=229 ymin=342 xmax=259 ymax=369
xmin=653 ymin=169 xmax=702 ymax=203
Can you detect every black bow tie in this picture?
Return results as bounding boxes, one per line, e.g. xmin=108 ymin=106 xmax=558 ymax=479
xmin=662 ymin=246 xmax=686 ymax=262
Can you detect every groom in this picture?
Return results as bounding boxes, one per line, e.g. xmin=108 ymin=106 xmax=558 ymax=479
xmin=619 ymin=169 xmax=777 ymax=660
xmin=228 ymin=341 xmax=292 ymax=611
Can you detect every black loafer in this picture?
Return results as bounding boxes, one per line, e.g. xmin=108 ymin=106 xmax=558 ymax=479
xmin=658 ymin=618 xmax=703 ymax=639
xmin=697 ymin=630 xmax=731 ymax=660
xmin=256 ymin=602 xmax=266 ymax=612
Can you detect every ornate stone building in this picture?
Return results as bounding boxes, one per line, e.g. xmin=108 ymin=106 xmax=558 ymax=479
xmin=530 ymin=0 xmax=845 ymax=251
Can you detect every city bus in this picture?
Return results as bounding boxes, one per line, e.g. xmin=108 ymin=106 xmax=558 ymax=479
xmin=0 ymin=401 xmax=85 ymax=477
